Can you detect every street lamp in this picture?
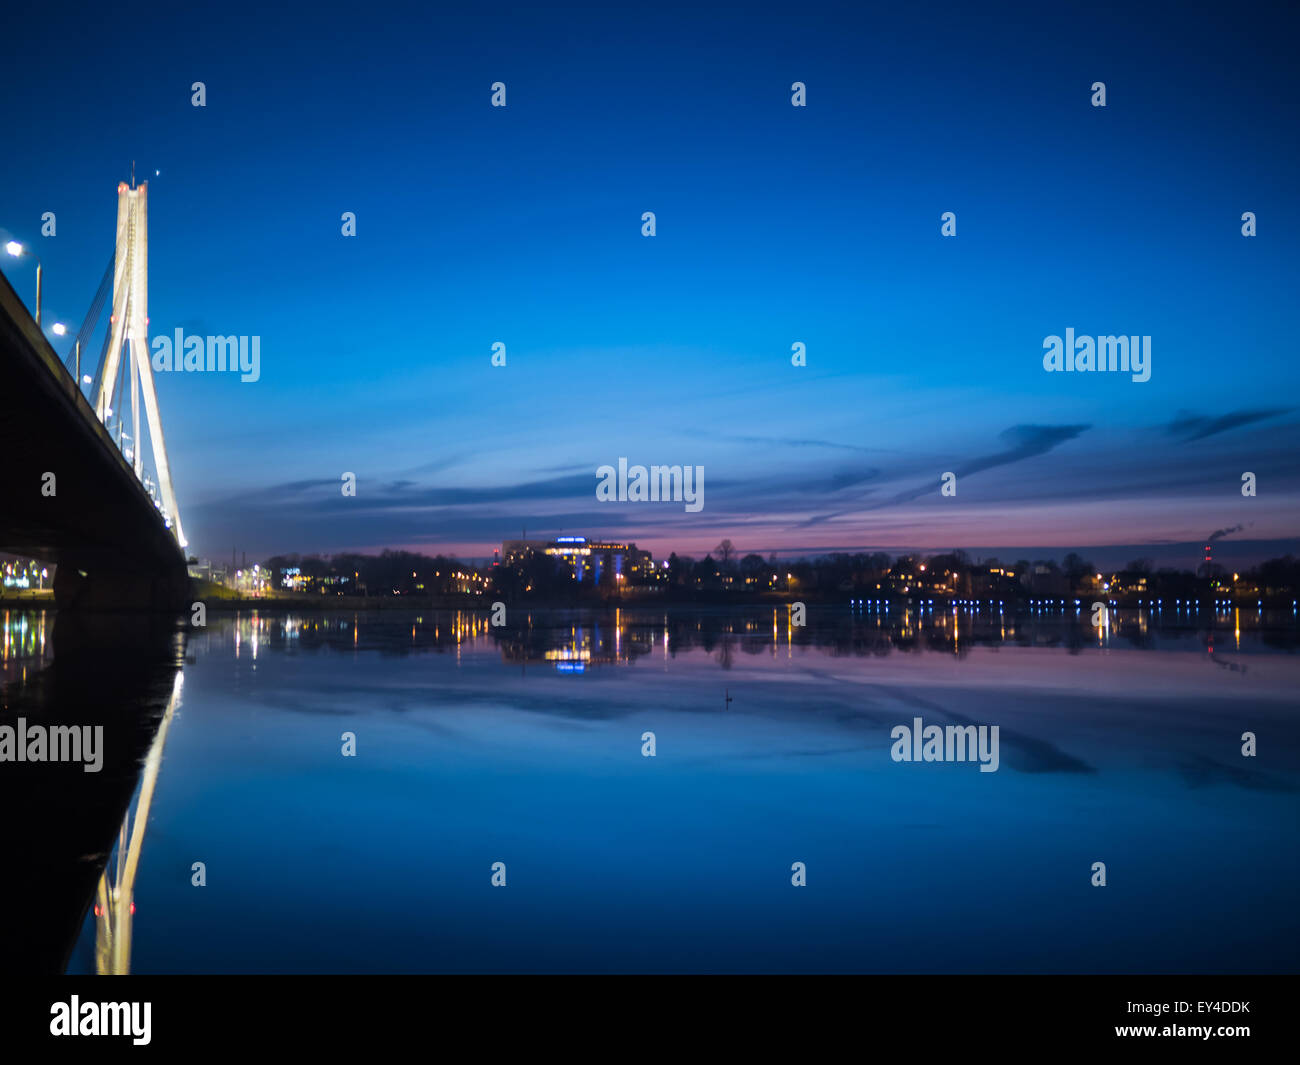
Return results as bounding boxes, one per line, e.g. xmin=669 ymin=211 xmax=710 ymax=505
xmin=4 ymin=240 xmax=42 ymax=327
xmin=51 ymin=321 xmax=84 ymax=383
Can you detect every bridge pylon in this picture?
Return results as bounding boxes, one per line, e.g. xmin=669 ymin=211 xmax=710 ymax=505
xmin=92 ymin=180 xmax=187 ymax=549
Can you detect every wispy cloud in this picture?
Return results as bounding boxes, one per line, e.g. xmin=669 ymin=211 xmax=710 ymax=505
xmin=876 ymin=423 xmax=1090 ymax=508
xmin=1165 ymin=409 xmax=1291 ymax=441
xmin=687 ymin=430 xmax=896 ymax=455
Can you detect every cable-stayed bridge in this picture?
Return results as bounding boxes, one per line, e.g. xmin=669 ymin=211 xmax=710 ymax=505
xmin=1 ymin=181 xmax=192 ymax=609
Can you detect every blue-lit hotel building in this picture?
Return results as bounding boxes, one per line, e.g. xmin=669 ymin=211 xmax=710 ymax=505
xmin=500 ymin=536 xmax=655 ymax=585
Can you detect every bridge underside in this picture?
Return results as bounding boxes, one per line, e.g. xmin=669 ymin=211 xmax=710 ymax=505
xmin=0 ymin=272 xmax=191 ymax=610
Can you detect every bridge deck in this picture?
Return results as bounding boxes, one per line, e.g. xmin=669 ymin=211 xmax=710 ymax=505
xmin=0 ymin=267 xmax=187 ymax=580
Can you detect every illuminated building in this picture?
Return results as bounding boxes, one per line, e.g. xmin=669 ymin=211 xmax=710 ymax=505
xmin=501 ymin=536 xmax=654 ymax=584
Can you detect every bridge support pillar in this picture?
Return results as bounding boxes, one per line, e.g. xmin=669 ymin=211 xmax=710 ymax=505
xmin=54 ymin=562 xmax=192 ymax=612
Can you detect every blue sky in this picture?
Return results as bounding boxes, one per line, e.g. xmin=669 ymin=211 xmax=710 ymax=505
xmin=3 ymin=0 xmax=1298 ymax=566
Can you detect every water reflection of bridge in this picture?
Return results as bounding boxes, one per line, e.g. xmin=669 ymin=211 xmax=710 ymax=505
xmin=93 ymin=672 xmax=182 ymax=975
xmin=0 ymin=613 xmax=185 ymax=973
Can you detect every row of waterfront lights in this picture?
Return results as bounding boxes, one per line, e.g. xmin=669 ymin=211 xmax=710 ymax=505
xmin=851 ymin=599 xmax=1007 ymax=610
xmin=850 ymin=597 xmax=1295 ymax=611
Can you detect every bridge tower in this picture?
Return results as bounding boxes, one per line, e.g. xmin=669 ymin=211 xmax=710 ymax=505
xmin=93 ymin=180 xmax=187 ymax=548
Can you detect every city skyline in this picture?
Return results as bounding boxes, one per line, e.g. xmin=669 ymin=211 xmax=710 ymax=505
xmin=208 ymin=540 xmax=1300 ymax=576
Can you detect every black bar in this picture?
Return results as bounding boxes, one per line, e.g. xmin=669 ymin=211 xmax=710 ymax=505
xmin=1 ymin=975 xmax=1285 ymax=1053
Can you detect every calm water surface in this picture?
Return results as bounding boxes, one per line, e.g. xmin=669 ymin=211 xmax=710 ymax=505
xmin=3 ymin=605 xmax=1297 ymax=973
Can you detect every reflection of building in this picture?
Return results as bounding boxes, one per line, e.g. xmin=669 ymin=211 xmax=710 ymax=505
xmin=502 ymin=536 xmax=654 ymax=584
xmin=498 ymin=614 xmax=655 ymax=671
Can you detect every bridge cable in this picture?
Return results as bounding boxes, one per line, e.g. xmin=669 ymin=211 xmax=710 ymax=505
xmin=64 ymin=255 xmax=114 ymax=379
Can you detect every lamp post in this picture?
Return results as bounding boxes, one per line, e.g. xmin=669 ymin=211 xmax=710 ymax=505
xmin=52 ymin=321 xmax=82 ymax=385
xmin=4 ymin=240 xmax=42 ymax=327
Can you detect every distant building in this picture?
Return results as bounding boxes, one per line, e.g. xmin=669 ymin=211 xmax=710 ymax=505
xmin=1025 ymin=564 xmax=1069 ymax=598
xmin=501 ymin=536 xmax=655 ymax=585
xmin=968 ymin=565 xmax=1020 ymax=599
xmin=502 ymin=539 xmax=549 ymax=565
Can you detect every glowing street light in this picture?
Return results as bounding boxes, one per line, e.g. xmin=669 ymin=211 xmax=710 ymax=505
xmin=50 ymin=321 xmax=85 ymax=382
xmin=4 ymin=240 xmax=42 ymax=326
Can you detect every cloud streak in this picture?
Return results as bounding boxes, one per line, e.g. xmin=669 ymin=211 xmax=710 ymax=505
xmin=875 ymin=424 xmax=1091 ymax=508
xmin=1166 ymin=409 xmax=1291 ymax=441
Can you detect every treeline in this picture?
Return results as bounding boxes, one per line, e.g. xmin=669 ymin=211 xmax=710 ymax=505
xmin=255 ymin=545 xmax=1300 ymax=602
xmin=659 ymin=545 xmax=1300 ymax=601
xmin=262 ymin=550 xmax=481 ymax=596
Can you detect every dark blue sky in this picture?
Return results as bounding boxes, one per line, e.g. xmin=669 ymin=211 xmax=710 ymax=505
xmin=3 ymin=0 xmax=1298 ymax=566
